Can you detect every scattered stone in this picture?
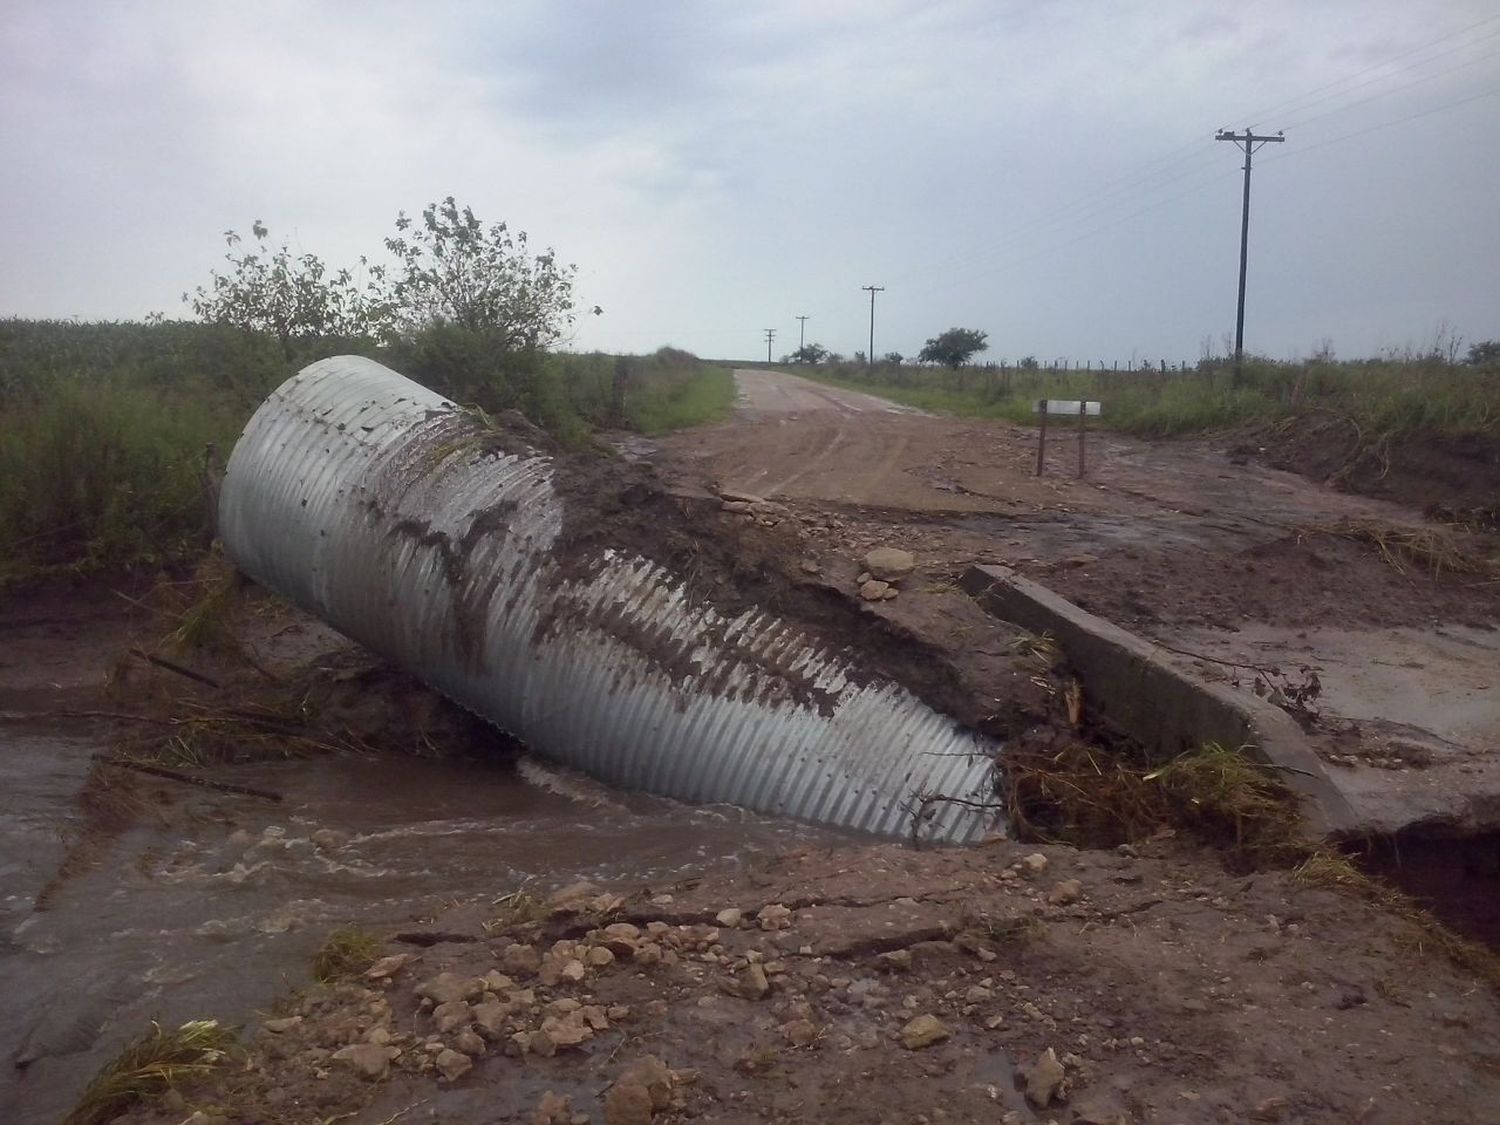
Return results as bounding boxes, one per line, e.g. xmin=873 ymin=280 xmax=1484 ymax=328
xmin=471 ymin=998 xmax=508 ymax=1039
xmin=758 ymin=904 xmax=793 ymax=930
xmin=740 ymin=962 xmax=771 ymax=999
xmin=856 ymin=571 xmax=872 ymax=584
xmin=454 ymin=1028 xmax=487 ymax=1056
xmin=600 ymin=922 xmax=642 ymax=954
xmin=719 ymin=488 xmax=765 ymax=505
xmin=721 ymin=500 xmax=753 ymax=513
xmin=416 ymin=973 xmax=483 ymax=1006
xmin=366 ymin=1027 xmax=392 ymax=1046
xmin=1020 ymin=853 xmax=1049 ymax=876
xmin=881 ymin=587 xmax=898 ymax=600
xmin=618 ymin=1055 xmax=675 ymax=1109
xmin=862 ymin=546 xmax=916 ymax=581
xmin=435 ymin=1046 xmax=473 ymax=1082
xmin=331 ymin=1043 xmax=399 ymax=1081
xmin=780 ymin=1018 xmax=820 ymax=1048
xmin=364 ymin=953 xmax=412 ymax=981
xmin=559 ymin=958 xmax=587 ymax=984
xmin=633 ymin=942 xmax=663 ymax=967
xmin=531 ymin=1090 xmax=576 ymax=1125
xmin=715 ymin=907 xmax=744 ymax=928
xmin=499 ymin=943 xmax=541 ymax=977
xmin=899 ymin=1014 xmax=951 ymax=1050
xmin=876 ymin=949 xmax=913 ymax=972
xmin=798 ymin=559 xmax=822 ymax=575
xmin=1023 ymin=1047 xmax=1067 ymax=1107
xmin=1048 ymin=879 xmax=1084 ymax=906
xmin=604 ymin=1082 xmax=655 ymax=1125
xmin=588 ymin=946 xmax=616 ymax=968
xmin=431 ymin=999 xmax=473 ymax=1033
xmin=262 ymin=1016 xmax=302 ymax=1034
xmin=859 ymin=579 xmax=891 ymax=601
xmin=310 ymin=828 xmax=349 ymax=849
xmin=541 ymin=1011 xmax=595 ymax=1049
xmin=483 ymin=969 xmax=516 ymax=993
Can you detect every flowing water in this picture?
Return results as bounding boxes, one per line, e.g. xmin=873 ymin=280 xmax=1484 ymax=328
xmin=0 ymin=720 xmax=848 ymax=1124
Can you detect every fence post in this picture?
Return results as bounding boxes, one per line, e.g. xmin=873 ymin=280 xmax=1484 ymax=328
xmin=1036 ymin=400 xmax=1048 ymax=477
xmin=1078 ymin=400 xmax=1088 ymax=478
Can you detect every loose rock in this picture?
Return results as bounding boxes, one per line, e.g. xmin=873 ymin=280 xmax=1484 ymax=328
xmin=604 ymin=1082 xmax=655 ymax=1125
xmin=859 ymin=579 xmax=891 ymax=601
xmin=1024 ymin=1047 xmax=1067 ymax=1107
xmin=435 ymin=1046 xmax=473 ymax=1082
xmin=331 ymin=1043 xmax=399 ymax=1081
xmin=1048 ymin=879 xmax=1084 ymax=906
xmin=899 ymin=1014 xmax=951 ymax=1050
xmin=415 ymin=972 xmax=484 ymax=1006
xmin=862 ymin=546 xmax=916 ymax=581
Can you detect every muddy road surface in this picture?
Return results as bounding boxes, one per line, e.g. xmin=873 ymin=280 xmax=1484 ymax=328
xmin=653 ymin=369 xmax=1500 ymax=837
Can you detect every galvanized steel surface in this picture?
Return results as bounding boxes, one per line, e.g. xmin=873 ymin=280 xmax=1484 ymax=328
xmin=219 ymin=356 xmax=1003 ymax=843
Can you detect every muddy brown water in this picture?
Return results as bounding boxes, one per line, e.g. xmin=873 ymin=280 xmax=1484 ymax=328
xmin=0 ymin=722 xmax=850 ymax=1125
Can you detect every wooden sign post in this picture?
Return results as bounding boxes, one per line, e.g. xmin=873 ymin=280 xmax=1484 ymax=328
xmin=1034 ymin=399 xmax=1102 ymax=478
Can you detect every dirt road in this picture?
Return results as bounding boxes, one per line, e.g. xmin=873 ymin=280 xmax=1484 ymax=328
xmin=654 ymin=369 xmax=1500 ymax=836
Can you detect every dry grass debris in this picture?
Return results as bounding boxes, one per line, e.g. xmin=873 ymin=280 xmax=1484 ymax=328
xmin=63 ymin=1019 xmax=236 ymax=1125
xmin=312 ymin=926 xmax=382 ymax=983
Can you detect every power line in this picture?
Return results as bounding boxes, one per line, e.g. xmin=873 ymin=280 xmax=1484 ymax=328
xmin=795 ymin=315 xmax=809 ymax=351
xmin=1264 ymin=83 xmax=1500 ymax=166
xmin=763 ymin=328 xmax=776 ymax=363
xmin=888 ymin=13 xmax=1500 ymax=292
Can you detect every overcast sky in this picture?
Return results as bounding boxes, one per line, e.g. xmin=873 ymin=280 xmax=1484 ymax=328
xmin=3 ymin=1 xmax=1497 ymax=363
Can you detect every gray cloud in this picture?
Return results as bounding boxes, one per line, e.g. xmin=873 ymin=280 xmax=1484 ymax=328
xmin=2 ymin=0 xmax=1496 ymax=360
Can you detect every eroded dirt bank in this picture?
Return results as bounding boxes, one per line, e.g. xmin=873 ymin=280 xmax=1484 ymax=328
xmin=121 ymin=841 xmax=1500 ymax=1125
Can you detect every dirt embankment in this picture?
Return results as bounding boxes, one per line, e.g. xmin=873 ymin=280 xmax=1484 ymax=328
xmin=120 ymin=839 xmax=1500 ymax=1125
xmin=1246 ymin=414 xmax=1500 ymax=520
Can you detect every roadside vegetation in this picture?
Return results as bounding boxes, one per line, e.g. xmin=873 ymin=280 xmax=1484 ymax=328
xmin=0 ymin=198 xmax=729 ymax=584
xmin=789 ymin=347 xmax=1500 ymax=441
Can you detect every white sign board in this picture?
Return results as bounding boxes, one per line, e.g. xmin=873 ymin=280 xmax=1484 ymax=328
xmin=1034 ymin=399 xmax=1101 ymax=416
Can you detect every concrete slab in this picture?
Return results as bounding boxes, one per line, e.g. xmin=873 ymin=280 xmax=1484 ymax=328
xmin=961 ymin=564 xmax=1359 ymax=838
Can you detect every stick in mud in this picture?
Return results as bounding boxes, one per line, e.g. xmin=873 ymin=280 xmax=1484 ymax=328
xmin=129 ymin=647 xmax=222 ymax=689
xmin=91 ymin=754 xmax=283 ymax=802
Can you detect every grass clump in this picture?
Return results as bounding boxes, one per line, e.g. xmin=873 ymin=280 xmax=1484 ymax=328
xmin=312 ymin=926 xmax=382 ymax=982
xmin=64 ymin=1019 xmax=236 ymax=1125
xmin=1309 ymin=518 xmax=1500 ymax=580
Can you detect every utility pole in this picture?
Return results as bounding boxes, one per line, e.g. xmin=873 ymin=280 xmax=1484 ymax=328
xmin=763 ymin=328 xmax=776 ymax=364
xmin=795 ymin=315 xmax=809 ymax=353
xmin=1215 ymin=127 xmax=1284 ymax=386
xmin=862 ymin=286 xmax=884 ymax=368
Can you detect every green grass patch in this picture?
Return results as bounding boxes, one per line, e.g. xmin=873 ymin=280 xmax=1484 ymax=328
xmin=64 ymin=1019 xmax=236 ymax=1125
xmin=625 ymin=364 xmax=735 ymax=433
xmin=792 ymin=355 xmax=1500 ymax=442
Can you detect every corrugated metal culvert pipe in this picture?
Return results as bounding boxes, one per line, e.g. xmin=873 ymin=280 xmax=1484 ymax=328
xmin=219 ymin=356 xmax=1003 ymax=843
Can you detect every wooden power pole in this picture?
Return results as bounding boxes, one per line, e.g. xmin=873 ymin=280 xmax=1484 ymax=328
xmin=1215 ymin=128 xmax=1284 ymax=386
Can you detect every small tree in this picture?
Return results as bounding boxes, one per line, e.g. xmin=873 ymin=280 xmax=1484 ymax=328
xmin=918 ymin=328 xmax=988 ymax=368
xmin=186 ymin=222 xmax=375 ymax=357
xmin=882 ymin=351 xmax=904 ymax=365
xmin=1466 ymin=341 xmax=1500 ymax=367
xmin=376 ymin=197 xmax=576 ymax=349
xmin=789 ymin=343 xmax=829 ymax=364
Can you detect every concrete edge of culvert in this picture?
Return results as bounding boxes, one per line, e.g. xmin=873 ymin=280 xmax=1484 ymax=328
xmin=959 ymin=563 xmax=1360 ymax=840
